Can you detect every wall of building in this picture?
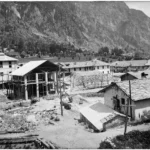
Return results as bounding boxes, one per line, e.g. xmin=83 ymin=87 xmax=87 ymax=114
xmin=104 ymin=86 xmax=133 ymax=117
xmin=67 ymin=65 xmax=110 ymax=74
xmin=103 ymin=115 xmax=125 ymax=131
xmin=134 ymin=99 xmax=150 ymax=120
xmin=0 ymin=61 xmax=18 ymax=73
xmin=94 ymin=65 xmax=110 ymax=74
xmin=0 ymin=61 xmax=18 ymax=81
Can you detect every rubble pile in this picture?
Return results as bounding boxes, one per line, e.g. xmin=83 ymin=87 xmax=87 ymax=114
xmin=0 ymin=113 xmax=36 ymax=132
xmin=35 ymin=109 xmax=60 ymax=126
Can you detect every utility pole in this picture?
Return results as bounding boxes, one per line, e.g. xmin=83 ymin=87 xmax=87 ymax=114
xmin=58 ymin=63 xmax=63 ymax=116
xmin=124 ymin=79 xmax=131 ymax=135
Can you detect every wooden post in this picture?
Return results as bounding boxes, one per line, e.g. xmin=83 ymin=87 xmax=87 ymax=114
xmin=24 ymin=75 xmax=28 ymax=100
xmin=45 ymin=72 xmax=48 ymax=96
xmin=129 ymin=79 xmax=132 ymax=118
xmin=124 ymin=98 xmax=129 ymax=135
xmin=36 ymin=73 xmax=39 ymax=98
xmin=55 ymin=72 xmax=58 ymax=94
xmin=58 ymin=65 xmax=63 ymax=116
xmin=63 ymin=71 xmax=65 ymax=93
xmin=124 ymin=80 xmax=131 ymax=135
xmin=2 ymin=73 xmax=3 ymax=90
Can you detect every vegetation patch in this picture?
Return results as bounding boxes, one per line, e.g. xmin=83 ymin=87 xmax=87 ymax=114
xmin=99 ymin=130 xmax=150 ymax=149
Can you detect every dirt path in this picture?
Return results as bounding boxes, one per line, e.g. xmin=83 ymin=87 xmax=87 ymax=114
xmin=68 ymin=88 xmax=102 ymax=95
xmin=37 ymin=109 xmax=150 ymax=149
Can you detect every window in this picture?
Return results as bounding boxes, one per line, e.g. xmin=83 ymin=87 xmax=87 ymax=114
xmin=107 ymin=65 xmax=109 ymax=68
xmin=0 ymin=72 xmax=3 ymax=76
xmin=68 ymin=69 xmax=70 ymax=72
xmin=74 ymin=68 xmax=76 ymax=71
xmin=0 ymin=62 xmax=3 ymax=68
xmin=97 ymin=66 xmax=99 ymax=69
xmin=102 ymin=66 xmax=104 ymax=69
xmin=79 ymin=68 xmax=81 ymax=71
xmin=9 ymin=61 xmax=12 ymax=68
xmin=121 ymin=98 xmax=125 ymax=105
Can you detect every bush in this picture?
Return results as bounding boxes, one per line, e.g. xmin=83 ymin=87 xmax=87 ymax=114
xmin=104 ymin=130 xmax=150 ymax=149
xmin=99 ymin=141 xmax=114 ymax=149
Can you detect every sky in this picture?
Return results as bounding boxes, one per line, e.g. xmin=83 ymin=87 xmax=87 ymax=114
xmin=125 ymin=2 xmax=150 ymax=17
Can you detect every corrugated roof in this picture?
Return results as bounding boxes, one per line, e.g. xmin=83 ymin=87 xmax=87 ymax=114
xmin=100 ymin=79 xmax=150 ymax=101
xmin=0 ymin=53 xmax=18 ymax=61
xmin=12 ymin=60 xmax=47 ymax=76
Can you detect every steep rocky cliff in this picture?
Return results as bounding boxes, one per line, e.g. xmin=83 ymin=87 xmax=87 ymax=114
xmin=0 ymin=1 xmax=150 ymax=53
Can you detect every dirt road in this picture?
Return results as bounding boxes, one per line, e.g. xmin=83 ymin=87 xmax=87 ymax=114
xmin=37 ymin=109 xmax=150 ymax=149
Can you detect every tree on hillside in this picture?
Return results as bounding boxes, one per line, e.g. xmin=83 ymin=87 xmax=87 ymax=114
xmin=111 ymin=47 xmax=123 ymax=56
xmin=20 ymin=51 xmax=26 ymax=58
xmin=134 ymin=52 xmax=142 ymax=60
xmin=98 ymin=47 xmax=109 ymax=56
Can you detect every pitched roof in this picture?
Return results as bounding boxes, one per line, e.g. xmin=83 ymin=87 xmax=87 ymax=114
xmin=80 ymin=102 xmax=125 ymax=131
xmin=62 ymin=60 xmax=109 ymax=69
xmin=110 ymin=61 xmax=129 ymax=67
xmin=6 ymin=51 xmax=20 ymax=56
xmin=110 ymin=60 xmax=148 ymax=67
xmin=12 ymin=60 xmax=46 ymax=76
xmin=130 ymin=60 xmax=147 ymax=66
xmin=113 ymin=72 xmax=125 ymax=77
xmin=12 ymin=60 xmax=60 ymax=76
xmin=99 ymin=79 xmax=150 ymax=101
xmin=0 ymin=53 xmax=18 ymax=61
xmin=128 ymin=69 xmax=150 ymax=79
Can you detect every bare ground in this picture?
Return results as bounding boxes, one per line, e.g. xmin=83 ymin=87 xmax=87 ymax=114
xmin=0 ymin=90 xmax=150 ymax=149
xmin=37 ymin=108 xmax=150 ymax=149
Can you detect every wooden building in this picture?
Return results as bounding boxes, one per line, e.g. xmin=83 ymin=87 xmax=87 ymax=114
xmin=80 ymin=102 xmax=126 ymax=132
xmin=11 ymin=60 xmax=65 ymax=100
xmin=99 ymin=79 xmax=150 ymax=120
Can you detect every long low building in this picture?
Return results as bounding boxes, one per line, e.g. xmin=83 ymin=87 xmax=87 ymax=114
xmin=110 ymin=60 xmax=148 ymax=73
xmin=60 ymin=59 xmax=110 ymax=74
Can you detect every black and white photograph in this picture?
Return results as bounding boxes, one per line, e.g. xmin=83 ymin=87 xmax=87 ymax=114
xmin=0 ymin=0 xmax=150 ymax=149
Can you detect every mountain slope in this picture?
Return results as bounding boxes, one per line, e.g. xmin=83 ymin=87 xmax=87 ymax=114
xmin=0 ymin=1 xmax=150 ymax=53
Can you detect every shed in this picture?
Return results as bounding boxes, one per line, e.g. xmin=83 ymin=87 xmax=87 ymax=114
xmin=98 ymin=79 xmax=150 ymax=120
xmin=80 ymin=102 xmax=126 ymax=132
